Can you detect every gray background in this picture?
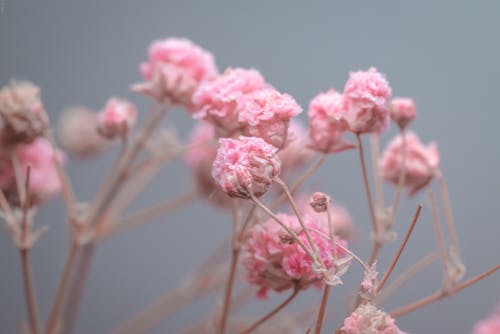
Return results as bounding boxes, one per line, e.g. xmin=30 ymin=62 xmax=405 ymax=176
xmin=1 ymin=1 xmax=499 ymax=333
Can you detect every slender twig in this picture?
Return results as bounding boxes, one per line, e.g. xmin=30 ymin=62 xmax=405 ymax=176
xmin=240 ymin=286 xmax=300 ymax=334
xmin=390 ymin=264 xmax=500 ymax=318
xmin=370 ymin=134 xmax=385 ymax=211
xmin=436 ymin=170 xmax=460 ymax=256
xmin=313 ymin=285 xmax=331 ymax=334
xmin=427 ymin=190 xmax=449 ymax=272
xmin=11 ymin=153 xmax=26 ymax=203
xmin=377 ymin=205 xmax=422 ymax=293
xmin=387 ymin=129 xmax=406 ymax=230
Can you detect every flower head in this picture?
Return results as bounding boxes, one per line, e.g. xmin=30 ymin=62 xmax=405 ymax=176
xmin=278 ymin=120 xmax=314 ymax=172
xmin=390 ymin=98 xmax=416 ymax=129
xmin=97 ymin=98 xmax=137 ymax=139
xmin=0 ymin=81 xmax=48 ymax=146
xmin=308 ymin=90 xmax=354 ymax=153
xmin=238 ymin=88 xmax=302 ymax=148
xmin=134 ymin=38 xmax=218 ymax=108
xmin=309 ymin=192 xmax=331 ymax=213
xmin=242 ymin=213 xmax=347 ymax=298
xmin=343 ymin=68 xmax=392 ymax=134
xmin=193 ymin=68 xmax=266 ymax=135
xmin=211 ymin=136 xmax=280 ymax=198
xmin=379 ymin=132 xmax=440 ymax=196
xmin=340 ymin=303 xmax=406 ymax=334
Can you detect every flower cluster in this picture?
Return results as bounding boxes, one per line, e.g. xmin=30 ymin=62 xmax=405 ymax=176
xmin=340 ymin=303 xmax=406 ymax=334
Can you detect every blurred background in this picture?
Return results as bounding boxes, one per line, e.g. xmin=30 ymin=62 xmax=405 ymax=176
xmin=1 ymin=1 xmax=499 ymax=333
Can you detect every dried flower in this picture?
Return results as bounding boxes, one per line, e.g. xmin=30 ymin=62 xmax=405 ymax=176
xmin=379 ymin=132 xmax=439 ymax=196
xmin=340 ymin=303 xmax=406 ymax=334
xmin=390 ymin=98 xmax=416 ymax=129
xmin=343 ymin=68 xmax=392 ymax=134
xmin=97 ymin=97 xmax=137 ymax=139
xmin=309 ymin=192 xmax=331 ymax=213
xmin=134 ymin=37 xmax=218 ymax=108
xmin=211 ymin=136 xmax=281 ymax=198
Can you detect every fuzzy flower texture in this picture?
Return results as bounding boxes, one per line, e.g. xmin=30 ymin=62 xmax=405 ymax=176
xmin=340 ymin=303 xmax=407 ymax=334
xmin=242 ymin=213 xmax=347 ymax=298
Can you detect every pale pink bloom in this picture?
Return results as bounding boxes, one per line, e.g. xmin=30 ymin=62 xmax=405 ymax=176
xmin=390 ymin=98 xmax=416 ymax=129
xmin=0 ymin=81 xmax=48 ymax=146
xmin=308 ymin=90 xmax=355 ymax=153
xmin=58 ymin=106 xmax=108 ymax=158
xmin=340 ymin=303 xmax=406 ymax=334
xmin=238 ymin=88 xmax=302 ymax=149
xmin=343 ymin=68 xmax=392 ymax=134
xmin=309 ymin=192 xmax=331 ymax=213
xmin=472 ymin=304 xmax=500 ymax=334
xmin=184 ymin=122 xmax=227 ymax=206
xmin=97 ymin=98 xmax=137 ymax=139
xmin=242 ymin=213 xmax=347 ymax=298
xmin=379 ymin=132 xmax=440 ymax=196
xmin=277 ymin=120 xmax=314 ymax=172
xmin=211 ymin=136 xmax=280 ymax=198
xmin=193 ymin=68 xmax=266 ymax=135
xmin=134 ymin=37 xmax=218 ymax=108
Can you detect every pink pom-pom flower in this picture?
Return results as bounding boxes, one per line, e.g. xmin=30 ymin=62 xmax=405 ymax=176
xmin=193 ymin=68 xmax=266 ymax=135
xmin=134 ymin=37 xmax=218 ymax=108
xmin=97 ymin=97 xmax=137 ymax=139
xmin=343 ymin=67 xmax=392 ymax=134
xmin=340 ymin=303 xmax=406 ymax=334
xmin=472 ymin=304 xmax=500 ymax=334
xmin=211 ymin=136 xmax=281 ymax=199
xmin=277 ymin=120 xmax=314 ymax=172
xmin=379 ymin=131 xmax=440 ymax=196
xmin=390 ymin=98 xmax=416 ymax=129
xmin=242 ymin=213 xmax=347 ymax=298
xmin=308 ymin=90 xmax=355 ymax=153
xmin=238 ymin=88 xmax=302 ymax=149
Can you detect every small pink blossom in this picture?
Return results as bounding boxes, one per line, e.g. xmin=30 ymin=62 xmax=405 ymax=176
xmin=238 ymin=88 xmax=302 ymax=148
xmin=308 ymin=90 xmax=355 ymax=153
xmin=277 ymin=120 xmax=314 ymax=172
xmin=390 ymin=98 xmax=416 ymax=129
xmin=309 ymin=192 xmax=331 ymax=213
xmin=343 ymin=68 xmax=392 ymax=134
xmin=340 ymin=303 xmax=406 ymax=334
xmin=242 ymin=213 xmax=347 ymax=298
xmin=97 ymin=98 xmax=137 ymax=139
xmin=472 ymin=304 xmax=500 ymax=334
xmin=193 ymin=68 xmax=266 ymax=135
xmin=134 ymin=37 xmax=218 ymax=108
xmin=379 ymin=132 xmax=440 ymax=196
xmin=211 ymin=136 xmax=280 ymax=198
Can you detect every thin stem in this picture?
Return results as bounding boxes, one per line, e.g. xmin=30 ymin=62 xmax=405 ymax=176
xmin=326 ymin=201 xmax=337 ymax=260
xmin=387 ymin=129 xmax=406 ymax=230
xmin=390 ymin=264 xmax=500 ymax=318
xmin=20 ymin=250 xmax=41 ymax=334
xmin=314 ymin=285 xmax=331 ymax=334
xmin=370 ymin=134 xmax=385 ymax=211
xmin=11 ymin=153 xmax=26 ymax=203
xmin=436 ymin=170 xmax=460 ymax=255
xmin=377 ymin=205 xmax=422 ymax=293
xmin=427 ymin=190 xmax=449 ymax=272
xmin=241 ymin=286 xmax=299 ymax=334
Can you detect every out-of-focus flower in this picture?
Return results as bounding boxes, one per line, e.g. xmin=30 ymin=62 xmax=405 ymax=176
xmin=379 ymin=132 xmax=439 ymax=196
xmin=238 ymin=88 xmax=302 ymax=149
xmin=0 ymin=81 xmax=48 ymax=147
xmin=193 ymin=68 xmax=266 ymax=136
xmin=242 ymin=213 xmax=347 ymax=298
xmin=472 ymin=304 xmax=500 ymax=334
xmin=277 ymin=120 xmax=314 ymax=172
xmin=97 ymin=97 xmax=137 ymax=139
xmin=211 ymin=136 xmax=280 ymax=198
xmin=308 ymin=90 xmax=355 ymax=153
xmin=340 ymin=303 xmax=406 ymax=334
xmin=343 ymin=68 xmax=392 ymax=134
xmin=390 ymin=98 xmax=416 ymax=129
xmin=134 ymin=37 xmax=218 ymax=108
xmin=58 ymin=106 xmax=108 ymax=158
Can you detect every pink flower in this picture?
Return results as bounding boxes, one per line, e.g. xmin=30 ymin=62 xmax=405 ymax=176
xmin=238 ymin=88 xmax=302 ymax=148
xmin=97 ymin=98 xmax=137 ymax=139
xmin=379 ymin=132 xmax=440 ymax=196
xmin=390 ymin=98 xmax=416 ymax=129
xmin=242 ymin=213 xmax=347 ymax=298
xmin=340 ymin=303 xmax=406 ymax=334
xmin=309 ymin=192 xmax=331 ymax=213
xmin=0 ymin=138 xmax=64 ymax=204
xmin=193 ymin=68 xmax=266 ymax=135
xmin=308 ymin=90 xmax=355 ymax=153
xmin=184 ymin=122 xmax=227 ymax=206
xmin=343 ymin=68 xmax=392 ymax=134
xmin=211 ymin=136 xmax=281 ymax=198
xmin=472 ymin=304 xmax=500 ymax=334
xmin=134 ymin=37 xmax=218 ymax=108
xmin=58 ymin=106 xmax=108 ymax=158
xmin=277 ymin=120 xmax=314 ymax=172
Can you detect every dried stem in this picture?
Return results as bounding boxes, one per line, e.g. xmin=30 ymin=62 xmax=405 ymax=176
xmin=387 ymin=128 xmax=406 ymax=230
xmin=326 ymin=201 xmax=337 ymax=260
xmin=370 ymin=134 xmax=385 ymax=210
xmin=427 ymin=190 xmax=449 ymax=272
xmin=377 ymin=205 xmax=422 ymax=293
xmin=313 ymin=285 xmax=331 ymax=334
xmin=436 ymin=170 xmax=460 ymax=256
xmin=240 ymin=286 xmax=300 ymax=334
xmin=20 ymin=249 xmax=41 ymax=334
xmin=390 ymin=264 xmax=500 ymax=318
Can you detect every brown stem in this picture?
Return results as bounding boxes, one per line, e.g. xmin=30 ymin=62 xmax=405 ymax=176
xmin=241 ymin=286 xmax=299 ymax=334
xmin=377 ymin=205 xmax=422 ymax=293
xmin=390 ymin=264 xmax=500 ymax=318
xmin=370 ymin=134 xmax=385 ymax=211
xmin=436 ymin=171 xmax=460 ymax=256
xmin=20 ymin=249 xmax=41 ymax=334
xmin=313 ymin=285 xmax=331 ymax=334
